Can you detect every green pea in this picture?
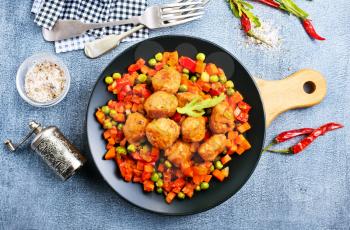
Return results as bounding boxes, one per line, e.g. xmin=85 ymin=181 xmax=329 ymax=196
xmin=117 ymin=123 xmax=124 ymax=130
xmin=219 ymin=75 xmax=227 ymax=83
xmin=156 ymin=187 xmax=163 ymax=194
xmin=225 ymin=80 xmax=234 ymax=89
xmin=112 ymin=73 xmax=121 ymax=79
xmin=127 ymin=144 xmax=136 ymax=153
xmin=156 ymin=179 xmax=163 ymax=187
xmin=164 ymin=160 xmax=172 ymax=168
xmin=179 ymin=84 xmax=188 ymax=92
xmin=195 ymin=185 xmax=201 ymax=191
xmin=200 ymin=182 xmax=209 ymax=190
xmin=104 ymin=76 xmax=113 ymax=84
xmin=116 ymin=146 xmax=127 ymax=155
xmin=158 ymin=172 xmax=163 ymax=179
xmin=137 ymin=74 xmax=147 ymax=83
xmin=148 ymin=58 xmax=157 ymax=66
xmin=215 ymin=161 xmax=223 ymax=170
xmin=209 ymin=75 xmax=219 ymax=83
xmin=101 ymin=106 xmax=110 ymax=114
xmin=226 ymin=88 xmax=235 ymax=96
xmin=190 ymin=76 xmax=197 ymax=82
xmin=155 ymin=52 xmax=163 ymax=61
xmin=210 ymin=165 xmax=215 ymax=172
xmin=182 ymin=68 xmax=189 ymax=74
xmin=111 ymin=121 xmax=118 ymax=126
xmin=196 ymin=53 xmax=206 ymax=62
xmin=103 ymin=121 xmax=112 ymax=129
xmin=177 ymin=192 xmax=185 ymax=199
xmin=151 ymin=172 xmax=160 ymax=182
xmin=109 ymin=109 xmax=117 ymax=116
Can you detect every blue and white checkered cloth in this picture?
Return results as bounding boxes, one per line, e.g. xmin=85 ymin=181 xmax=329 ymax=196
xmin=32 ymin=0 xmax=149 ymax=53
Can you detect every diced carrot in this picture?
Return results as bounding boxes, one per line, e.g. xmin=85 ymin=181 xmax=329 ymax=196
xmin=107 ymin=138 xmax=115 ymax=145
xmin=113 ymin=113 xmax=125 ymax=122
xmin=232 ymin=91 xmax=244 ymax=103
xmin=133 ymin=169 xmax=142 ymax=177
xmin=205 ymin=63 xmax=219 ymax=75
xmin=125 ymin=102 xmax=132 ymax=109
xmin=195 ymin=61 xmax=206 ymax=73
xmin=157 ymin=164 xmax=165 ymax=173
xmin=166 ymin=192 xmax=176 ymax=204
xmin=172 ymin=187 xmax=181 ymax=193
xmin=221 ymin=154 xmax=232 ymax=165
xmin=167 ymin=51 xmax=178 ymax=66
xmin=228 ymin=131 xmax=239 ymax=140
xmin=235 ymin=134 xmax=245 ymax=145
xmin=133 ymin=177 xmax=141 ymax=183
xmin=236 ymin=146 xmax=246 ymax=155
xmin=144 ymin=164 xmax=154 ymax=173
xmin=142 ymin=171 xmax=152 ymax=181
xmin=237 ymin=122 xmax=251 ymax=133
xmin=204 ymin=175 xmax=212 ymax=182
xmin=104 ymin=148 xmax=116 ymax=160
xmin=95 ymin=110 xmax=105 ymax=124
xmin=103 ymin=130 xmax=111 ymax=139
xmin=240 ymin=139 xmax=252 ymax=150
xmin=136 ymin=161 xmax=144 ymax=171
xmin=143 ymin=180 xmax=154 ymax=192
xmin=212 ymin=169 xmax=225 ymax=182
xmin=119 ymin=138 xmax=127 ymax=147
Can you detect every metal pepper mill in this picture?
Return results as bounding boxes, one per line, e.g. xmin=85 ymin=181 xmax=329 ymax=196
xmin=4 ymin=121 xmax=86 ymax=181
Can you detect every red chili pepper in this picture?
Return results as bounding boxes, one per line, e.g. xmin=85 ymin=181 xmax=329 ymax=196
xmin=178 ymin=57 xmax=196 ymax=73
xmin=241 ymin=13 xmax=251 ymax=33
xmin=302 ymin=19 xmax=326 ymax=41
xmin=291 ymin=123 xmax=343 ymax=154
xmin=265 ymin=122 xmax=343 ymax=154
xmin=275 ymin=128 xmax=314 ymax=143
xmin=257 ymin=0 xmax=280 ymax=8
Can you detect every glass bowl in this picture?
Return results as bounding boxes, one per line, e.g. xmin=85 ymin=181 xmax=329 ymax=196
xmin=16 ymin=53 xmax=71 ymax=107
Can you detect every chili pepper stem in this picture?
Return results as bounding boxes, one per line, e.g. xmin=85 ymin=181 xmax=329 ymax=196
xmin=265 ymin=148 xmax=292 ymax=154
xmin=262 ymin=141 xmax=276 ymax=153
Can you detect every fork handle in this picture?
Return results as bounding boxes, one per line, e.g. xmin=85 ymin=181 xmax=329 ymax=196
xmin=84 ymin=25 xmax=145 ymax=59
xmin=83 ymin=16 xmax=141 ymax=30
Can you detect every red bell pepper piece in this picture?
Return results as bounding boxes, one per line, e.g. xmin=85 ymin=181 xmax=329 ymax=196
xmin=179 ymin=56 xmax=196 ymax=73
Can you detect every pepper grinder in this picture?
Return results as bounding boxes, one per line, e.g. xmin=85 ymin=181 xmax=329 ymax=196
xmin=4 ymin=121 xmax=86 ymax=181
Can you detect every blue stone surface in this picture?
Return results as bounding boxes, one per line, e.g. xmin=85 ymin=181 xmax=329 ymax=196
xmin=0 ymin=0 xmax=348 ymax=229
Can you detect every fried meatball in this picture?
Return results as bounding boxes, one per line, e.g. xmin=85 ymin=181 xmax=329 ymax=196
xmin=152 ymin=67 xmax=181 ymax=94
xmin=146 ymin=118 xmax=180 ymax=149
xmin=165 ymin=141 xmax=192 ymax=167
xmin=123 ymin=112 xmax=148 ymax=144
xmin=181 ymin=116 xmax=206 ymax=142
xmin=198 ymin=134 xmax=226 ymax=161
xmin=209 ymin=101 xmax=235 ymax=134
xmin=144 ymin=91 xmax=178 ymax=119
xmin=177 ymin=92 xmax=201 ymax=107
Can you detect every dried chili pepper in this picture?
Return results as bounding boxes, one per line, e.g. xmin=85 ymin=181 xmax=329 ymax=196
xmin=256 ymin=0 xmax=280 ymax=8
xmin=265 ymin=123 xmax=343 ymax=154
xmin=302 ymin=19 xmax=326 ymax=41
xmin=241 ymin=13 xmax=251 ymax=33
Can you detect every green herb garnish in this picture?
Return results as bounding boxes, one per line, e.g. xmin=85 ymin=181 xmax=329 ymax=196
xmin=176 ymin=94 xmax=226 ymax=117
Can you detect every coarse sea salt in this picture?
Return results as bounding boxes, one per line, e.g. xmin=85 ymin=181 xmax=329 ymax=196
xmin=244 ymin=20 xmax=282 ymax=50
xmin=24 ymin=61 xmax=66 ymax=103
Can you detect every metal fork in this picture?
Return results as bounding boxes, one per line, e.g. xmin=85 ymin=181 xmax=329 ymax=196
xmin=42 ymin=1 xmax=204 ymax=41
xmin=84 ymin=0 xmax=209 ymax=58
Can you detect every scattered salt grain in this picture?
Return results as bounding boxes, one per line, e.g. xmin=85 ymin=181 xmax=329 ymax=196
xmin=245 ymin=20 xmax=282 ymax=50
xmin=24 ymin=61 xmax=66 ymax=103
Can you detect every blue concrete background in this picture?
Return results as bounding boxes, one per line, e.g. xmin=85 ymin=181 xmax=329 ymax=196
xmin=0 ymin=0 xmax=349 ymax=229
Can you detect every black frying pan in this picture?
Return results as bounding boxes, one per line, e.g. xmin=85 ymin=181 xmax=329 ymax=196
xmin=86 ymin=35 xmax=326 ymax=215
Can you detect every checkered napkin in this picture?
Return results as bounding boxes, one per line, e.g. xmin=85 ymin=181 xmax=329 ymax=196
xmin=32 ymin=0 xmax=149 ymax=53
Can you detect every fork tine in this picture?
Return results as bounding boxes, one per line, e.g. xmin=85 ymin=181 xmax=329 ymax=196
xmin=161 ymin=1 xmax=203 ymax=9
xmin=162 ymin=11 xmax=204 ymax=21
xmin=162 ymin=6 xmax=204 ymax=15
xmin=161 ymin=15 xmax=203 ymax=28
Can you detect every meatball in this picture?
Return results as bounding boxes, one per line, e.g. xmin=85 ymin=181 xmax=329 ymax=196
xmin=209 ymin=101 xmax=235 ymax=134
xmin=198 ymin=134 xmax=226 ymax=161
xmin=146 ymin=118 xmax=180 ymax=149
xmin=181 ymin=116 xmax=206 ymax=142
xmin=144 ymin=91 xmax=178 ymax=119
xmin=123 ymin=112 xmax=148 ymax=144
xmin=177 ymin=92 xmax=201 ymax=107
xmin=152 ymin=67 xmax=181 ymax=94
xmin=165 ymin=141 xmax=192 ymax=167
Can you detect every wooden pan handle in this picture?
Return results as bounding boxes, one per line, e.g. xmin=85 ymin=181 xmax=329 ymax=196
xmin=254 ymin=69 xmax=327 ymax=127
